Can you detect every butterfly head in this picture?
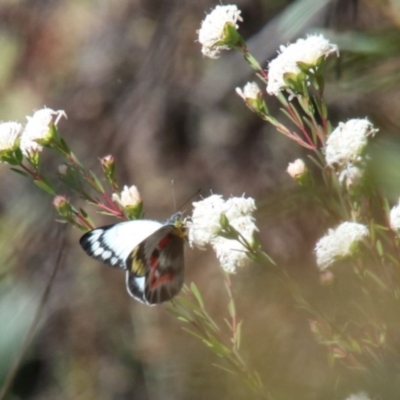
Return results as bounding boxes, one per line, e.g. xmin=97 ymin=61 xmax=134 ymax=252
xmin=167 ymin=211 xmax=187 ymax=239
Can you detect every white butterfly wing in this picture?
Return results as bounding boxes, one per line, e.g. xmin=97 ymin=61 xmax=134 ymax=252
xmin=80 ymin=219 xmax=163 ymax=269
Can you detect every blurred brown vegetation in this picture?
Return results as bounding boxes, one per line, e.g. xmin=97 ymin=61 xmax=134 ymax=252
xmin=1 ymin=0 xmax=400 ymax=399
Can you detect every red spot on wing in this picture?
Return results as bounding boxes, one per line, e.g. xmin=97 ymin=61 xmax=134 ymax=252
xmin=149 ymin=255 xmax=158 ymax=268
xmin=158 ymin=235 xmax=172 ymax=250
xmin=149 ymin=273 xmax=175 ymax=289
xmin=147 ymin=234 xmax=174 ymax=290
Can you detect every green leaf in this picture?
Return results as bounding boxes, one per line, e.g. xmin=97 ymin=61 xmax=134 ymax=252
xmin=177 ymin=316 xmax=190 ymax=323
xmin=212 ymin=363 xmax=236 ymax=375
xmin=236 ymin=320 xmax=242 ymax=349
xmin=227 ymin=298 xmax=235 ymax=319
xmin=375 ymin=239 xmax=383 ymax=257
xmin=182 ymin=327 xmax=206 ymax=343
xmin=224 ymin=318 xmax=232 ymax=330
xmin=10 ymin=168 xmax=29 ymax=178
xmin=190 ymin=282 xmax=204 ymax=308
xmin=364 ymin=270 xmax=388 ymax=291
xmin=14 ymin=148 xmax=23 ymax=163
xmin=89 ymin=171 xmax=104 ymax=192
xmin=80 ymin=208 xmax=89 ymax=218
xmin=59 ymin=137 xmax=71 ymax=154
xmin=34 ymin=179 xmax=56 ymax=195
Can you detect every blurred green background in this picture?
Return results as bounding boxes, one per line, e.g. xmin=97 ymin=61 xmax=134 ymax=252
xmin=1 ymin=0 xmax=400 ymax=399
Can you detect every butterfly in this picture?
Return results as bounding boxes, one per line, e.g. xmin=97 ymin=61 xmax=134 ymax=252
xmin=79 ymin=212 xmax=187 ymax=305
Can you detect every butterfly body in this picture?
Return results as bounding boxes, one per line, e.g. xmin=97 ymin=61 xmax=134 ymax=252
xmin=79 ymin=212 xmax=186 ymax=305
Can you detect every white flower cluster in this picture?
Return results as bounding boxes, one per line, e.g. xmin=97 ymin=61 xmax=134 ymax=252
xmin=20 ymin=108 xmax=66 ymax=157
xmin=188 ymin=194 xmax=257 ymax=273
xmin=0 ymin=122 xmax=23 ymax=155
xmin=0 ymin=108 xmax=66 ymax=161
xmin=325 ymin=119 xmax=377 ymax=166
xmin=315 ymin=222 xmax=369 ymax=270
xmin=325 ymin=118 xmax=377 ymax=189
xmin=198 ymin=5 xmax=242 ymax=59
xmin=345 ymin=392 xmax=371 ymax=400
xmin=267 ymin=34 xmax=338 ymax=96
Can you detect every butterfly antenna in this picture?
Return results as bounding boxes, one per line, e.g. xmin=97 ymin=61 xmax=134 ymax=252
xmin=171 ymin=180 xmax=177 ymax=211
xmin=177 ymin=189 xmax=202 ymax=211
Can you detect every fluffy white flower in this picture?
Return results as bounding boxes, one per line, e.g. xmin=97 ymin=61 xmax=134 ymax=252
xmin=315 ymin=222 xmax=369 ymax=270
xmin=287 ymin=159 xmax=306 ymax=179
xmin=325 ymin=119 xmax=378 ymax=166
xmin=198 ymin=5 xmax=242 ymax=59
xmin=20 ymin=108 xmax=66 ymax=156
xmin=345 ymin=392 xmax=371 ymax=400
xmin=213 ymin=216 xmax=257 ymax=273
xmin=267 ymin=34 xmax=338 ymax=95
xmin=112 ymin=185 xmax=141 ymax=208
xmin=188 ymin=194 xmax=226 ymax=247
xmin=188 ymin=194 xmax=257 ymax=273
xmin=390 ymin=199 xmax=400 ymax=232
xmin=224 ymin=196 xmax=256 ymax=220
xmin=0 ymin=122 xmax=22 ymax=155
xmin=236 ymin=82 xmax=261 ymax=101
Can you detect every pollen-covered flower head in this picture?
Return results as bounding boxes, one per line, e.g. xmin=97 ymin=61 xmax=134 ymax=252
xmin=188 ymin=194 xmax=226 ymax=247
xmin=198 ymin=5 xmax=242 ymax=59
xmin=188 ymin=194 xmax=257 ymax=273
xmin=0 ymin=122 xmax=23 ymax=157
xmin=325 ymin=119 xmax=378 ymax=167
xmin=20 ymin=108 xmax=66 ymax=157
xmin=314 ymin=222 xmax=369 ymax=270
xmin=267 ymin=34 xmax=338 ymax=96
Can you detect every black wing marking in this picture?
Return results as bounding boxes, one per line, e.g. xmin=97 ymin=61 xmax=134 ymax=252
xmin=79 ymin=219 xmax=164 ymax=270
xmin=80 ymin=224 xmax=127 ymax=269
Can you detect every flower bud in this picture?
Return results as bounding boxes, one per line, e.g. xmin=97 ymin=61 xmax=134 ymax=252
xmin=100 ymin=154 xmax=116 ymax=184
xmin=235 ymin=82 xmax=267 ymax=115
xmin=287 ymin=159 xmax=307 ymax=182
xmin=58 ymin=164 xmax=68 ymax=176
xmin=100 ymin=154 xmax=115 ymax=170
xmin=53 ymin=195 xmax=72 ymax=217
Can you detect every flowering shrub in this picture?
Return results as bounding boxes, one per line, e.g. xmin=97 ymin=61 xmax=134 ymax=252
xmin=0 ymin=3 xmax=399 ymax=400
